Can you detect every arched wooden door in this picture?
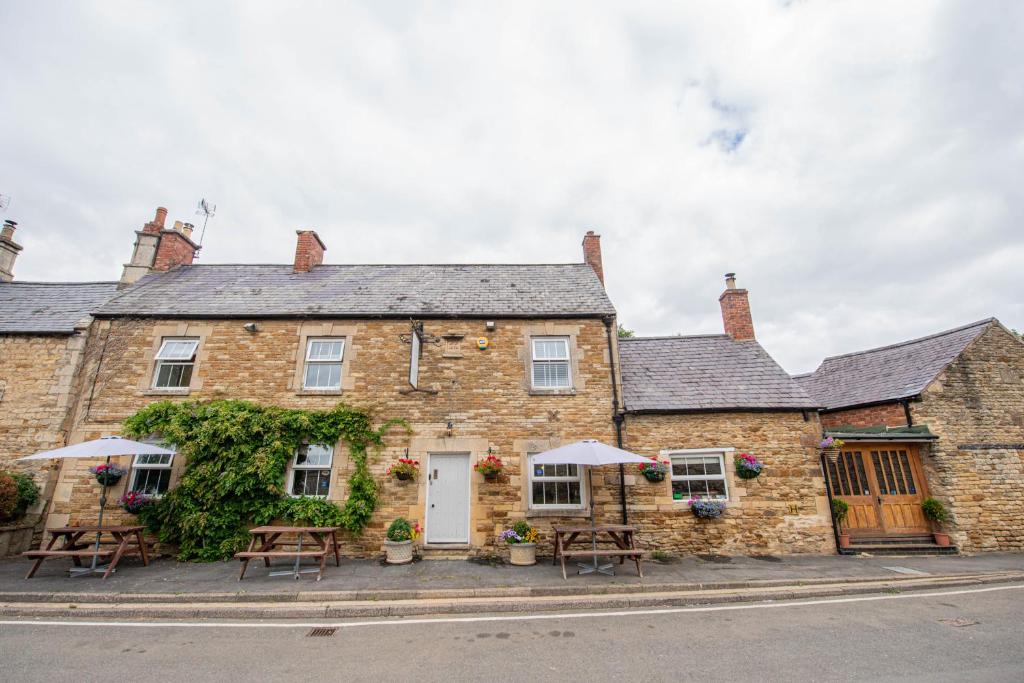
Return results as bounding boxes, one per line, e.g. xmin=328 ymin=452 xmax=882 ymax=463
xmin=825 ymin=443 xmax=930 ymax=537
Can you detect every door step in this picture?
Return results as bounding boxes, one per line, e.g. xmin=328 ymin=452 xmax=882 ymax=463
xmin=420 ymin=544 xmax=472 ymax=561
xmin=847 ymin=543 xmax=958 ymax=556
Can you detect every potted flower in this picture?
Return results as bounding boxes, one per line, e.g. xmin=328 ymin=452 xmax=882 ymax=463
xmin=387 ymin=457 xmax=420 ymax=482
xmin=384 ymin=517 xmax=421 ymax=564
xmin=501 ymin=520 xmax=539 ymax=565
xmin=474 ymin=454 xmax=504 ymax=481
xmin=832 ymin=497 xmax=851 ymax=548
xmin=819 ymin=436 xmax=845 ymax=463
xmin=118 ymin=491 xmax=155 ymax=514
xmin=89 ymin=464 xmax=126 ymax=486
xmin=921 ymin=497 xmax=951 ymax=546
xmin=638 ymin=459 xmax=670 ymax=483
xmin=734 ymin=453 xmax=763 ymax=480
xmin=688 ymin=498 xmax=726 ymax=519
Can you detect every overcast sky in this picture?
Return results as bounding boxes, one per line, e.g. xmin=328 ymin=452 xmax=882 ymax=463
xmin=1 ymin=1 xmax=1021 ymax=373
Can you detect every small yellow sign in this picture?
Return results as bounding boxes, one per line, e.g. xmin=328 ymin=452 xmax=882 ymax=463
xmin=477 ymin=337 xmax=489 ymax=350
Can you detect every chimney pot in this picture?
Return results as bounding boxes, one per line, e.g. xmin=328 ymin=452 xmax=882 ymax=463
xmin=0 ymin=219 xmax=23 ymax=282
xmin=155 ymin=207 xmax=168 ymax=227
xmin=719 ymin=272 xmax=755 ymax=341
xmin=582 ymin=230 xmax=604 ymax=286
xmin=725 ymin=272 xmax=737 ymax=289
xmin=182 ymin=223 xmax=195 ymax=238
xmin=172 ymin=220 xmax=184 ymax=232
xmin=1 ymin=219 xmax=16 ymax=240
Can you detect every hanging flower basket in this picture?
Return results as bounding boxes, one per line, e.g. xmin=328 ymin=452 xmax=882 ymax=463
xmin=819 ymin=437 xmax=845 ymax=464
xmin=118 ymin=491 xmax=155 ymax=514
xmin=89 ymin=464 xmax=126 ymax=486
xmin=387 ymin=458 xmax=419 ymax=482
xmin=474 ymin=454 xmax=504 ymax=481
xmin=638 ymin=459 xmax=670 ymax=483
xmin=689 ymin=498 xmax=726 ymax=519
xmin=734 ymin=453 xmax=763 ymax=480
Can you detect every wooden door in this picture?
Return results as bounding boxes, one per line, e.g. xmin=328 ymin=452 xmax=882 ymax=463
xmin=826 ymin=448 xmax=882 ymax=534
xmin=425 ymin=453 xmax=471 ymax=543
xmin=868 ymin=446 xmax=929 ymax=534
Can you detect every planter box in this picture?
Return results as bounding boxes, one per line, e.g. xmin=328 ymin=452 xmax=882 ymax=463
xmin=384 ymin=539 xmax=414 ymax=564
xmin=509 ymin=543 xmax=537 ymax=566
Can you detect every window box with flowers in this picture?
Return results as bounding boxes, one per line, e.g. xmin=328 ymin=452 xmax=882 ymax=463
xmin=89 ymin=464 xmax=126 ymax=486
xmin=474 ymin=454 xmax=504 ymax=481
xmin=501 ymin=520 xmax=539 ymax=565
xmin=689 ymin=498 xmax=726 ymax=519
xmin=734 ymin=453 xmax=763 ymax=480
xmin=387 ymin=457 xmax=420 ymax=482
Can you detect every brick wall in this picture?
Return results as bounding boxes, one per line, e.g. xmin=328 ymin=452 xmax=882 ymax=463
xmin=50 ymin=316 xmax=626 ymax=557
xmin=719 ymin=289 xmax=755 ymax=341
xmin=621 ymin=411 xmax=834 ymax=555
xmin=910 ymin=324 xmax=1024 ymax=552
xmin=820 ymin=402 xmax=908 ymax=430
xmin=152 ymin=231 xmax=197 ymax=271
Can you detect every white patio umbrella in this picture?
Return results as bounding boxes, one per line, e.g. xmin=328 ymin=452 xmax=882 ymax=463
xmin=531 ymin=440 xmax=650 ymax=576
xmin=19 ymin=436 xmax=175 ymax=576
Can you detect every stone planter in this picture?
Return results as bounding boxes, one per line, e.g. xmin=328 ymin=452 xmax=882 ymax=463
xmin=933 ymin=532 xmax=951 ymax=547
xmin=509 ymin=543 xmax=537 ymax=566
xmin=384 ymin=539 xmax=414 ymax=564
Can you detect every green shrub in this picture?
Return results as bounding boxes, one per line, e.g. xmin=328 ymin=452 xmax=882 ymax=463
xmin=386 ymin=517 xmax=418 ymax=542
xmin=831 ymin=498 xmax=850 ymax=527
xmin=0 ymin=474 xmax=17 ymax=522
xmin=921 ymin=497 xmax=949 ymax=525
xmin=282 ymin=496 xmax=344 ymax=527
xmin=11 ymin=473 xmax=39 ymax=518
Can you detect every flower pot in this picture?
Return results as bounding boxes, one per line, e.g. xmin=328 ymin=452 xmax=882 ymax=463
xmin=509 ymin=543 xmax=537 ymax=566
xmin=394 ymin=471 xmax=414 ymax=482
xmin=642 ymin=470 xmax=666 ymax=483
xmin=933 ymin=532 xmax=951 ymax=547
xmin=735 ymin=467 xmax=761 ymax=480
xmin=384 ymin=539 xmax=414 ymax=564
xmin=823 ymin=447 xmax=840 ymax=464
xmin=838 ymin=533 xmax=851 ymax=549
xmin=95 ymin=472 xmax=123 ymax=486
xmin=482 ymin=471 xmax=500 ymax=482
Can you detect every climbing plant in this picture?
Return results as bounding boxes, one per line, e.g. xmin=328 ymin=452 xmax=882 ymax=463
xmin=123 ymin=399 xmax=406 ymax=562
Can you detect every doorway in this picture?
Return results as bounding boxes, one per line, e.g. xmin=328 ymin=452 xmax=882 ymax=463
xmin=425 ymin=453 xmax=471 ymax=544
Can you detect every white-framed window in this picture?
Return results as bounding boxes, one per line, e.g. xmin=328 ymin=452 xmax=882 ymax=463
xmin=528 ymin=453 xmax=585 ymax=509
xmin=302 ymin=338 xmax=345 ymax=390
xmin=666 ymin=449 xmax=732 ymax=502
xmin=153 ymin=338 xmax=199 ymax=389
xmin=129 ymin=451 xmax=175 ymax=496
xmin=531 ymin=337 xmax=571 ymax=389
xmin=290 ymin=444 xmax=334 ymax=497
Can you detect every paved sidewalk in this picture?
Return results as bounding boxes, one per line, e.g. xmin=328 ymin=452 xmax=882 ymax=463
xmin=3 ymin=551 xmax=1023 ymax=598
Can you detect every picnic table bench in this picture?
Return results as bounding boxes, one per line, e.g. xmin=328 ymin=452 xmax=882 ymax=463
xmin=23 ymin=525 xmax=150 ymax=579
xmin=552 ymin=524 xmax=644 ymax=579
xmin=236 ymin=526 xmax=341 ymax=581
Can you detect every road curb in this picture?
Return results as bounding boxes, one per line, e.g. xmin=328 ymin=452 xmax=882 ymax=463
xmin=2 ymin=572 xmax=1021 ymax=620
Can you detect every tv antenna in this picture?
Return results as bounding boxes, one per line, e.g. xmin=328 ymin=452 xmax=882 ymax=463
xmin=0 ymin=194 xmax=10 ymax=212
xmin=195 ymin=198 xmax=217 ymax=247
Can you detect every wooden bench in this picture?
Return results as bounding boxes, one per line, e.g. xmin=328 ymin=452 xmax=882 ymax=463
xmin=24 ymin=525 xmax=149 ymax=579
xmin=24 ymin=549 xmax=115 ymax=559
xmin=553 ymin=525 xmax=644 ymax=579
xmin=236 ymin=526 xmax=341 ymax=581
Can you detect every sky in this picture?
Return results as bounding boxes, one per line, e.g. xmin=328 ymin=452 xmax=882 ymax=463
xmin=1 ymin=1 xmax=1022 ymax=373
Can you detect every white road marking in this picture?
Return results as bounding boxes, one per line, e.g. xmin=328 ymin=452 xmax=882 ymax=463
xmin=0 ymin=582 xmax=1020 ymax=631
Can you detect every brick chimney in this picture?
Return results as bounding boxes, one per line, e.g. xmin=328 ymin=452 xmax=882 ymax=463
xmin=294 ymin=230 xmax=326 ymax=273
xmin=719 ymin=272 xmax=755 ymax=341
xmin=582 ymin=230 xmax=604 ymax=286
xmin=120 ymin=207 xmax=200 ymax=288
xmin=0 ymin=220 xmax=24 ymax=282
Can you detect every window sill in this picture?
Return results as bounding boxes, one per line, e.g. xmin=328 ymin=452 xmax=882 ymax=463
xmin=526 ymin=508 xmax=590 ymax=518
xmin=141 ymin=389 xmax=191 ymax=396
xmin=528 ymin=388 xmax=577 ymax=397
xmin=295 ymin=389 xmax=344 ymax=396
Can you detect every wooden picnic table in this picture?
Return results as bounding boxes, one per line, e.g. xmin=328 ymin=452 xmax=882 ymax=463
xmin=552 ymin=524 xmax=644 ymax=579
xmin=23 ymin=525 xmax=150 ymax=579
xmin=235 ymin=525 xmax=341 ymax=581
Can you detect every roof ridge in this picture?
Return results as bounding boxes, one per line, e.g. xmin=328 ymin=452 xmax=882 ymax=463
xmin=620 ymin=334 xmax=730 ymax=342
xmin=1 ymin=280 xmax=118 ymax=286
xmin=820 ymin=318 xmax=995 ymax=362
xmin=169 ymin=262 xmax=593 ymax=268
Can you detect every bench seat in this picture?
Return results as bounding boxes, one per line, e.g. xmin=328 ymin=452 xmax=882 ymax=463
xmin=234 ymin=551 xmax=327 ymax=559
xmin=23 ymin=549 xmax=115 ymax=558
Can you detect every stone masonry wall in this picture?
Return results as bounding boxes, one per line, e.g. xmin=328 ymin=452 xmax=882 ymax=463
xmin=819 ymin=402 xmax=908 ymax=430
xmin=51 ymin=317 xmax=623 ymax=558
xmin=910 ymin=324 xmax=1024 ymax=553
xmin=621 ymin=411 xmax=834 ymax=555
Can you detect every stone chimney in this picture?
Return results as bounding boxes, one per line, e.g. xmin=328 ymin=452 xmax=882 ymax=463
xmin=0 ymin=220 xmax=24 ymax=282
xmin=120 ymin=207 xmax=200 ymax=288
xmin=294 ymin=230 xmax=326 ymax=273
xmin=582 ymin=230 xmax=604 ymax=286
xmin=719 ymin=272 xmax=755 ymax=341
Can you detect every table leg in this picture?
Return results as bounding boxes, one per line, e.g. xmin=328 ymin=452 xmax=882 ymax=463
xmin=25 ymin=533 xmax=61 ymax=579
xmin=332 ymin=531 xmax=341 ymax=567
xmin=135 ymin=530 xmax=150 ymax=566
xmin=103 ymin=533 xmax=128 ymax=579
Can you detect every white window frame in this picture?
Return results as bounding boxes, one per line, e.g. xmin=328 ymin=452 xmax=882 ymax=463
xmin=530 ymin=337 xmax=572 ymax=390
xmin=527 ymin=453 xmax=586 ymax=510
xmin=152 ymin=337 xmax=199 ymax=389
xmin=302 ymin=337 xmax=345 ymax=390
xmin=128 ymin=450 xmax=175 ymax=497
xmin=663 ymin=448 xmax=734 ymax=503
xmin=289 ymin=443 xmax=334 ymax=498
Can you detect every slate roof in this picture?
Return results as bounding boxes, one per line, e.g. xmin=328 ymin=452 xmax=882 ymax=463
xmin=794 ymin=319 xmax=995 ymax=410
xmin=619 ymin=335 xmax=817 ymax=412
xmin=97 ymin=264 xmax=616 ymax=318
xmin=0 ymin=281 xmax=119 ymax=334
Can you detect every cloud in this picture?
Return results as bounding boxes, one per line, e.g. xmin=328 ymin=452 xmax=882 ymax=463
xmin=0 ymin=0 xmax=1021 ymax=372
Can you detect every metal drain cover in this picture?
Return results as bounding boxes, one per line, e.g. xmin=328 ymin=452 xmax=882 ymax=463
xmin=307 ymin=627 xmax=338 ymax=637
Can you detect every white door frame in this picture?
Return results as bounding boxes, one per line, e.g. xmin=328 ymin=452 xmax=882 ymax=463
xmin=424 ymin=452 xmax=472 ymax=544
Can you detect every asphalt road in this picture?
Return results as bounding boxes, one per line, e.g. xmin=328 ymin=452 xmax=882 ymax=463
xmin=1 ymin=584 xmax=1022 ymax=682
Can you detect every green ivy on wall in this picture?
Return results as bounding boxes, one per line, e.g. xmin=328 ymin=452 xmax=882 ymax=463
xmin=123 ymin=399 xmax=406 ymax=562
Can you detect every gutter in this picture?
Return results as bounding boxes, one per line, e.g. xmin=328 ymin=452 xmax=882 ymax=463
xmin=91 ymin=312 xmax=617 ymax=321
xmin=624 ymin=406 xmax=817 ymax=415
xmin=603 ymin=316 xmax=628 ymax=525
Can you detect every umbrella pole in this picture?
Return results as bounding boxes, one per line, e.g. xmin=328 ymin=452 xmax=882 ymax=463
xmin=72 ymin=455 xmax=110 ymax=577
xmin=577 ymin=467 xmax=615 ymax=576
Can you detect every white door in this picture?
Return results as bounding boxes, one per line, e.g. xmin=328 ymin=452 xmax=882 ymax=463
xmin=426 ymin=453 xmax=470 ymax=543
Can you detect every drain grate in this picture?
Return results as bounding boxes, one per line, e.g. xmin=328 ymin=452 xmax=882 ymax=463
xmin=307 ymin=627 xmax=338 ymax=637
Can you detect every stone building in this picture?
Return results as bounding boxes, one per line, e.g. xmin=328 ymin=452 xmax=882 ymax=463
xmin=797 ymin=319 xmax=1024 ymax=553
xmin=618 ymin=276 xmax=834 ymax=556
